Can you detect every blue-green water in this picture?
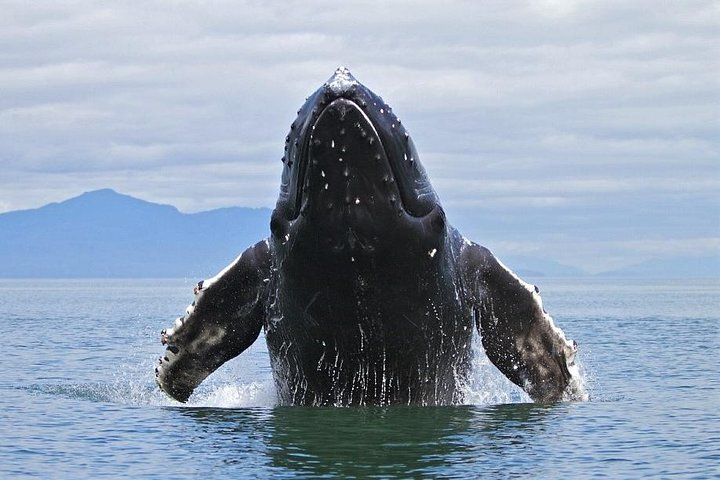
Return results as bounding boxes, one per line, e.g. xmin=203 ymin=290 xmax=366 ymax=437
xmin=1 ymin=278 xmax=718 ymax=478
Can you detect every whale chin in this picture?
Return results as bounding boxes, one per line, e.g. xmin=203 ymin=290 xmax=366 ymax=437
xmin=275 ymin=68 xmax=438 ymax=225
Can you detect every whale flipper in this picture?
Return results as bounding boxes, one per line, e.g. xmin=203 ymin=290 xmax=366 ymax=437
xmin=457 ymin=240 xmax=585 ymax=402
xmin=156 ymin=240 xmax=271 ymax=402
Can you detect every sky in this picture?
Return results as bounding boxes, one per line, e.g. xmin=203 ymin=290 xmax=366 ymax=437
xmin=1 ymin=0 xmax=718 ymax=272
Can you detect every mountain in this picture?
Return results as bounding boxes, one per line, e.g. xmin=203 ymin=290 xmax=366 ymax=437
xmin=0 ymin=189 xmax=270 ymax=278
xmin=0 ymin=189 xmax=587 ymax=279
xmin=595 ymin=254 xmax=720 ymax=278
xmin=1 ymin=189 xmax=716 ymax=279
xmin=502 ymin=255 xmax=587 ymax=278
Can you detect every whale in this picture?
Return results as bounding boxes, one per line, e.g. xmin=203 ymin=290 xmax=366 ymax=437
xmin=155 ymin=67 xmax=586 ymax=405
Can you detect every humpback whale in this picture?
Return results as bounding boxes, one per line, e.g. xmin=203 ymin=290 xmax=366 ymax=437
xmin=155 ymin=67 xmax=586 ymax=405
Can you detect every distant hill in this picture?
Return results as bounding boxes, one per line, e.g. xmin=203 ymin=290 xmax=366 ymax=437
xmin=502 ymin=256 xmax=587 ymax=278
xmin=0 ymin=189 xmax=716 ymax=278
xmin=0 ymin=189 xmax=270 ymax=278
xmin=595 ymin=255 xmax=720 ymax=279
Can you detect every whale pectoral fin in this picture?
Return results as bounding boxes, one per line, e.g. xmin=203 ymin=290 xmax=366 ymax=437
xmin=458 ymin=240 xmax=586 ymax=402
xmin=156 ymin=239 xmax=272 ymax=402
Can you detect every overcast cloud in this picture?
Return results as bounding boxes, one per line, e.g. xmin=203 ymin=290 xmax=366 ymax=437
xmin=1 ymin=0 xmax=718 ymax=271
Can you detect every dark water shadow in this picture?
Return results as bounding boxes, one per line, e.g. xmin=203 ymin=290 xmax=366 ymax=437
xmin=178 ymin=402 xmax=567 ymax=478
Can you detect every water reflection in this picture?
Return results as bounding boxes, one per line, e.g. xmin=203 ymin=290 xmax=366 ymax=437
xmin=179 ymin=403 xmax=564 ymax=477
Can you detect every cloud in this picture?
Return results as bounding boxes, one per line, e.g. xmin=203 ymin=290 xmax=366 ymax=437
xmin=0 ymin=0 xmax=717 ymax=271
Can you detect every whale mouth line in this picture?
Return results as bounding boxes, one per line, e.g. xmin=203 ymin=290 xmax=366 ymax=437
xmin=278 ymin=68 xmax=439 ymax=223
xmin=296 ymin=98 xmax=411 ymax=221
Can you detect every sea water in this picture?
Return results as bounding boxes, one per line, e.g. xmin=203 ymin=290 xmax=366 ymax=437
xmin=0 ymin=278 xmax=718 ymax=478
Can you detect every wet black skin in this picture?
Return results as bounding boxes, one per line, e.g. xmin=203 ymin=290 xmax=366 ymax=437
xmin=156 ymin=68 xmax=585 ymax=405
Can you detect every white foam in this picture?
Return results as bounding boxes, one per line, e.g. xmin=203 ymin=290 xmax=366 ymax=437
xmin=187 ymin=381 xmax=278 ymax=409
xmin=459 ymin=330 xmax=531 ymax=405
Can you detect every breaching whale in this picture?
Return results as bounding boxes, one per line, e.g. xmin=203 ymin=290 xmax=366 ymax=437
xmin=155 ymin=67 xmax=586 ymax=405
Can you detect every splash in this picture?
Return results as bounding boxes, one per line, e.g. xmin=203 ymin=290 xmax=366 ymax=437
xmin=32 ymin=332 xmax=587 ymax=408
xmin=459 ymin=330 xmax=532 ymax=405
xmin=186 ymin=381 xmax=277 ymax=408
xmin=26 ymin=357 xmax=278 ymax=409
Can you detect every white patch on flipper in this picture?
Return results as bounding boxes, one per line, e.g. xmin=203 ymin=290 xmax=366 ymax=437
xmin=493 ymin=256 xmax=573 ymax=346
xmin=491 ymin=253 xmax=588 ymax=401
xmin=201 ymin=253 xmax=244 ymax=292
xmin=163 ymin=250 xmax=249 ymax=341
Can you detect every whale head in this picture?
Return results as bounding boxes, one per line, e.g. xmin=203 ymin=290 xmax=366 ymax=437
xmin=271 ymin=67 xmax=446 ymax=260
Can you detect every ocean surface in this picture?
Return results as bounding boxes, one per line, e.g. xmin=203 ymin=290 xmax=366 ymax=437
xmin=1 ymin=277 xmax=718 ymax=478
